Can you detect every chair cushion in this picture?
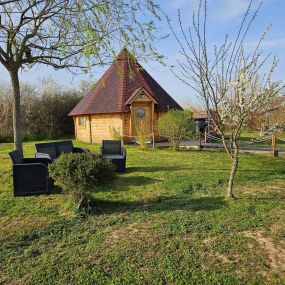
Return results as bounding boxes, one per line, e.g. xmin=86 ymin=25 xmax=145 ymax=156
xmin=35 ymin=142 xmax=57 ymax=160
xmin=9 ymin=150 xmax=23 ymax=164
xmin=56 ymin=141 xmax=74 ymax=155
xmin=102 ymin=140 xmax=121 ymax=155
xmin=104 ymin=154 xmax=124 ymax=160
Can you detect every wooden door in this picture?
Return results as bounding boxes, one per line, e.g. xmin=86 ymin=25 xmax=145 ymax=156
xmin=131 ymin=103 xmax=152 ymax=137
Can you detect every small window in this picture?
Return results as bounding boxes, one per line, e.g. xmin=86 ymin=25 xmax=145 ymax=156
xmin=136 ymin=108 xmax=145 ymax=118
xmin=78 ymin=117 xmax=85 ymax=126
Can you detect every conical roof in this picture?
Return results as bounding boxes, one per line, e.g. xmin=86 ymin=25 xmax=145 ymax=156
xmin=69 ymin=48 xmax=182 ymax=116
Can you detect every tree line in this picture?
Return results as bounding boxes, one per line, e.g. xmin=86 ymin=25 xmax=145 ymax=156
xmin=0 ymin=80 xmax=92 ymax=142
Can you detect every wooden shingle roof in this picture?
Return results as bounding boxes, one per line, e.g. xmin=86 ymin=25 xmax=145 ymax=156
xmin=69 ymin=49 xmax=182 ymax=116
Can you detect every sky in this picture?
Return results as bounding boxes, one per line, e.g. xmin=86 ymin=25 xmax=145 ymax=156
xmin=0 ymin=0 xmax=284 ymax=107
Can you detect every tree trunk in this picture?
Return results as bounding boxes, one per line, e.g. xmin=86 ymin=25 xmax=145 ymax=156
xmin=10 ymin=70 xmax=23 ymax=155
xmin=227 ymin=153 xmax=239 ymax=199
xmin=219 ymin=133 xmax=239 ymax=199
xmin=198 ymin=131 xmax=202 ymax=149
xmin=174 ymin=139 xmax=180 ymax=151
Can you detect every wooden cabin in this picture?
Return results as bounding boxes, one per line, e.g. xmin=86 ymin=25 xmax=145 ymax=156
xmin=69 ymin=49 xmax=182 ymax=143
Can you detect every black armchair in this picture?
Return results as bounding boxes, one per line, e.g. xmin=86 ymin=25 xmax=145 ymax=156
xmin=35 ymin=140 xmax=90 ymax=162
xmin=100 ymin=140 xmax=126 ymax=172
xmin=9 ymin=150 xmax=53 ymax=196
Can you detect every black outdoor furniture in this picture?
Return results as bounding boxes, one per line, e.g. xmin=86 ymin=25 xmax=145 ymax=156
xmin=9 ymin=150 xmax=53 ymax=196
xmin=35 ymin=140 xmax=89 ymax=162
xmin=100 ymin=140 xmax=126 ymax=172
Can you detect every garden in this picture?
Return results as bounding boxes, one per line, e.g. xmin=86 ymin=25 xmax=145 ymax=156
xmin=0 ymin=141 xmax=285 ymax=285
xmin=0 ymin=1 xmax=285 ymax=284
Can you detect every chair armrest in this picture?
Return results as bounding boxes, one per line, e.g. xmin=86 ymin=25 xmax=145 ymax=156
xmin=13 ymin=163 xmax=48 ymax=177
xmin=121 ymin=147 xmax=126 ymax=158
xmin=73 ymin=147 xmax=90 ymax=154
xmin=35 ymin=152 xmax=52 ymax=160
xmin=24 ymin=158 xmax=52 ymax=165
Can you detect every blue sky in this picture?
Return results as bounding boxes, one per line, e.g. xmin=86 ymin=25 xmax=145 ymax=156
xmin=0 ymin=0 xmax=284 ymax=107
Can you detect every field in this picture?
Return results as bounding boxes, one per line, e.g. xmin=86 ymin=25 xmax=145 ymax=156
xmin=0 ymin=141 xmax=285 ymax=285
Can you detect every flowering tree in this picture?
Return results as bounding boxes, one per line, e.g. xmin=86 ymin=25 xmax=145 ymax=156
xmin=169 ymin=0 xmax=285 ymax=198
xmin=0 ymin=0 xmax=161 ymax=154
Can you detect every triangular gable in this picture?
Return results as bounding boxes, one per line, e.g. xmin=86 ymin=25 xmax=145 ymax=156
xmin=125 ymin=87 xmax=158 ymax=105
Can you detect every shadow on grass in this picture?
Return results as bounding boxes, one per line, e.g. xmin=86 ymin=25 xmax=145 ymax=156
xmin=127 ymin=166 xmax=285 ymax=175
xmin=236 ymin=195 xmax=285 ymax=201
xmin=49 ymin=185 xmax=63 ymax=195
xmin=126 ymin=166 xmax=190 ymax=173
xmin=90 ymin=196 xmax=226 ymax=215
xmin=97 ymin=175 xmax=162 ymax=192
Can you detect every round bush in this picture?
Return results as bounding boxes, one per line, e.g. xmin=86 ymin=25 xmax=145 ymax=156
xmin=49 ymin=153 xmax=115 ymax=211
xmin=158 ymin=110 xmax=196 ymax=150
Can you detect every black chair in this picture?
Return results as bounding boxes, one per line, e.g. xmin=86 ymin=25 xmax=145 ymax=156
xmin=35 ymin=140 xmax=90 ymax=162
xmin=100 ymin=140 xmax=126 ymax=172
xmin=9 ymin=150 xmax=53 ymax=196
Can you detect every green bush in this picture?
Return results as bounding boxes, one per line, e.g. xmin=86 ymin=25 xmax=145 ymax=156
xmin=109 ymin=126 xmax=123 ymax=141
xmin=0 ymin=134 xmax=49 ymax=143
xmin=0 ymin=135 xmax=13 ymax=143
xmin=49 ymin=153 xmax=115 ymax=211
xmin=158 ymin=109 xmax=196 ymax=150
xmin=23 ymin=134 xmax=46 ymax=141
xmin=135 ymin=119 xmax=150 ymax=150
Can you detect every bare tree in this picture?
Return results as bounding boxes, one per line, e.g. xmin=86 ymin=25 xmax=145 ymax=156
xmin=0 ymin=0 xmax=162 ymax=153
xmin=168 ymin=0 xmax=285 ymax=198
xmin=78 ymin=79 xmax=94 ymax=95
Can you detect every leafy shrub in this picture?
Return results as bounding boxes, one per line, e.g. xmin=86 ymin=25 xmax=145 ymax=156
xmin=135 ymin=119 xmax=150 ymax=150
xmin=158 ymin=110 xmax=196 ymax=150
xmin=49 ymin=153 xmax=115 ymax=211
xmin=22 ymin=134 xmax=47 ymax=141
xmin=0 ymin=135 xmax=13 ymax=143
xmin=109 ymin=126 xmax=123 ymax=141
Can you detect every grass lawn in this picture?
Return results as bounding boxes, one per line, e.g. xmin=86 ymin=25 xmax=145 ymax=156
xmin=0 ymin=141 xmax=285 ymax=285
xmin=235 ymin=131 xmax=285 ymax=147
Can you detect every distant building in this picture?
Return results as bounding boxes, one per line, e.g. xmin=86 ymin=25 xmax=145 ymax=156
xmin=193 ymin=110 xmax=214 ymax=141
xmin=69 ymin=49 xmax=182 ymax=143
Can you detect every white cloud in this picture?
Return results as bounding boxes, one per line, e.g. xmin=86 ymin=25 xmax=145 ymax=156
xmin=167 ymin=0 xmax=199 ymax=9
xmin=213 ymin=0 xmax=277 ymax=22
xmin=168 ymin=0 xmax=260 ymax=22
xmin=260 ymin=38 xmax=285 ymax=49
xmin=214 ymin=0 xmax=251 ymax=22
xmin=246 ymin=37 xmax=285 ymax=50
xmin=169 ymin=0 xmax=189 ymax=8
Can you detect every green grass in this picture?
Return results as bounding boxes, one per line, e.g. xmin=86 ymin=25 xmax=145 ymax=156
xmin=0 ymin=141 xmax=285 ymax=285
xmin=229 ymin=130 xmax=285 ymax=147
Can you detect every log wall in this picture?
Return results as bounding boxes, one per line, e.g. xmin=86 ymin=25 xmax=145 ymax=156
xmin=90 ymin=113 xmax=123 ymax=143
xmin=74 ymin=111 xmax=167 ymax=143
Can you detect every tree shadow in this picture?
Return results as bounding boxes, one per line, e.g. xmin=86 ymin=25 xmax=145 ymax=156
xmin=235 ymin=195 xmax=285 ymax=201
xmin=126 ymin=166 xmax=190 ymax=173
xmin=96 ymin=175 xmax=162 ymax=193
xmin=49 ymin=185 xmax=63 ymax=195
xmin=127 ymin=165 xmax=285 ymax=175
xmin=90 ymin=196 xmax=226 ymax=215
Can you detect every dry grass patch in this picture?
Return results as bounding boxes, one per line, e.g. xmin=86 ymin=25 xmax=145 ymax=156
xmin=0 ymin=216 xmax=53 ymax=243
xmin=243 ymin=230 xmax=285 ymax=273
xmin=269 ymin=209 xmax=285 ymax=233
xmin=102 ymin=221 xmax=164 ymax=249
xmin=239 ymin=180 xmax=285 ymax=197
